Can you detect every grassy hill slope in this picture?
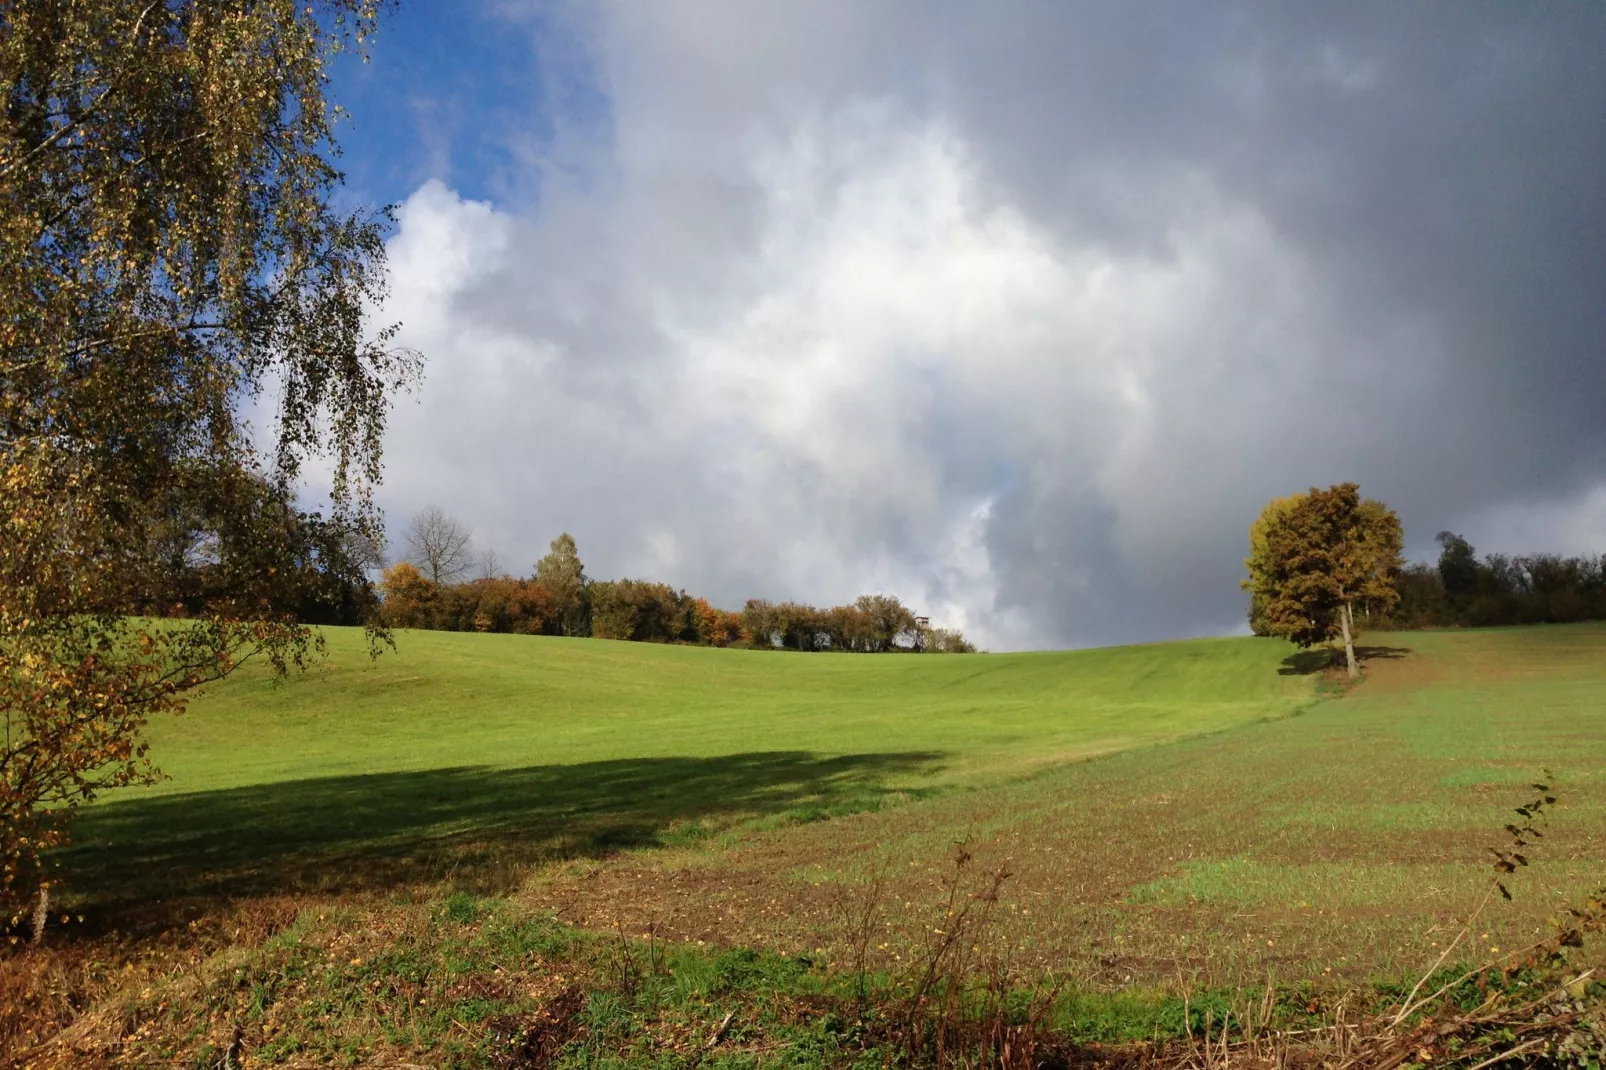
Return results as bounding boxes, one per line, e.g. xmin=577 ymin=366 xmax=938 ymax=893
xmin=59 ymin=623 xmax=1606 ymax=985
xmin=25 ymin=623 xmax=1606 ymax=1067
xmin=62 ymin=628 xmax=1315 ymax=904
xmin=132 ymin=627 xmax=1317 ymax=795
xmin=535 ymin=623 xmax=1606 ymax=983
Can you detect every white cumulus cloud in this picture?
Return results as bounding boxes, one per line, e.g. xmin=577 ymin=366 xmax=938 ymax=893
xmin=358 ymin=1 xmax=1606 ymax=649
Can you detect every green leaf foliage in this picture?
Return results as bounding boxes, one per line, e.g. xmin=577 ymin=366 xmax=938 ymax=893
xmin=1 ymin=0 xmax=416 ymax=917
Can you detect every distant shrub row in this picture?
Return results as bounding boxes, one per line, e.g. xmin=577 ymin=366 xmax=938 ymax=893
xmin=379 ymin=565 xmax=751 ymax=645
xmin=1381 ymin=533 xmax=1606 ymax=629
xmin=378 ymin=536 xmax=975 ymax=653
xmin=737 ymin=596 xmax=975 ymax=653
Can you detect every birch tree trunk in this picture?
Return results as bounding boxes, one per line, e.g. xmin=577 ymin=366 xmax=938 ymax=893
xmin=1339 ymin=601 xmax=1359 ymax=678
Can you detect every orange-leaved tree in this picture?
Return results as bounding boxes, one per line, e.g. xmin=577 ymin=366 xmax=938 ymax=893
xmin=1242 ymin=491 xmax=1307 ymax=636
xmin=690 ymin=597 xmax=745 ymax=647
xmin=1 ymin=0 xmax=417 ymax=924
xmin=1245 ymin=483 xmax=1403 ymax=678
xmin=379 ymin=562 xmax=438 ymax=629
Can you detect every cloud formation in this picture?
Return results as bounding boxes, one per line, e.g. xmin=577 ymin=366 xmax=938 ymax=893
xmin=365 ymin=1 xmax=1606 ymax=650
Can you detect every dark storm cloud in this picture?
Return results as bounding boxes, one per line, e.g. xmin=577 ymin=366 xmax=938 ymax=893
xmin=856 ymin=2 xmax=1606 ymax=642
xmin=364 ymin=1 xmax=1606 ymax=649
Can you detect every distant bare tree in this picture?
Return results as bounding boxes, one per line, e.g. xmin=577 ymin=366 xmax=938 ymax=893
xmin=343 ymin=529 xmax=388 ymax=575
xmin=476 ymin=548 xmax=503 ymax=581
xmin=405 ymin=506 xmax=474 ymax=584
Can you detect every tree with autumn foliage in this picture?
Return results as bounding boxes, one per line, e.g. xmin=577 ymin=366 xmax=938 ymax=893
xmin=690 ymin=597 xmax=745 ymax=647
xmin=1242 ymin=492 xmax=1306 ymax=636
xmin=1245 ymin=484 xmax=1403 ymax=678
xmin=534 ymin=533 xmax=589 ymax=637
xmin=589 ymin=579 xmax=691 ymax=643
xmin=851 ymin=594 xmax=919 ymax=652
xmin=378 ymin=562 xmax=437 ymax=628
xmin=0 ymin=1 xmax=416 ymax=924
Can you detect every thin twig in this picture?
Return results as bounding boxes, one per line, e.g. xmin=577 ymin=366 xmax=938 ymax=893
xmin=705 ymin=1010 xmax=735 ymax=1049
xmin=1391 ymin=881 xmax=1496 ymax=1026
xmin=1462 ymin=1037 xmax=1545 ymax=1070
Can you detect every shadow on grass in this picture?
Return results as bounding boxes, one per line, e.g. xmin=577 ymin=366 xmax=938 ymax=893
xmin=1278 ymin=645 xmax=1412 ymax=676
xmin=57 ymin=750 xmax=944 ymax=908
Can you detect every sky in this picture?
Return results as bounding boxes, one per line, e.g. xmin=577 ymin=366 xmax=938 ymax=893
xmin=318 ymin=1 xmax=1606 ymax=651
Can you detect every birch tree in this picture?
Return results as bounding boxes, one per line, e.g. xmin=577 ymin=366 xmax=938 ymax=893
xmin=0 ymin=0 xmax=415 ymax=920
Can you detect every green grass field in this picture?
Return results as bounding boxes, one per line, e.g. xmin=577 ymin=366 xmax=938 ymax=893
xmin=57 ymin=623 xmax=1606 ymax=983
xmin=19 ymin=622 xmax=1606 ymax=1066
xmin=124 ymin=627 xmax=1319 ymax=792
xmin=58 ymin=629 xmax=1313 ymax=902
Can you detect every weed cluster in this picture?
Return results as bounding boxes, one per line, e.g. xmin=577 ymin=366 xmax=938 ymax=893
xmin=830 ymin=843 xmax=1064 ymax=1068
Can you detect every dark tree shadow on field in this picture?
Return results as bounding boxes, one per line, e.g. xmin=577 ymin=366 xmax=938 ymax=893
xmin=57 ymin=750 xmax=943 ymax=911
xmin=1278 ymin=645 xmax=1412 ymax=675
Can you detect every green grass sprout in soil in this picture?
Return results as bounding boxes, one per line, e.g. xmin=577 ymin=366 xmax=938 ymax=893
xmin=5 ymin=623 xmax=1606 ymax=1066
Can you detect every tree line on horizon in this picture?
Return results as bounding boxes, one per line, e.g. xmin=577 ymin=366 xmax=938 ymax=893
xmin=379 ymin=508 xmax=978 ymax=653
xmin=1388 ymin=532 xmax=1606 ymax=630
